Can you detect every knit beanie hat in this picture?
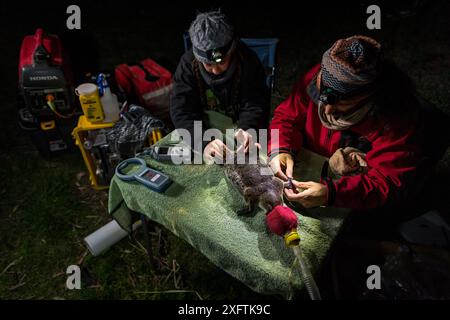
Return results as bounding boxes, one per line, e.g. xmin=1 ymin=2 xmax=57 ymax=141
xmin=189 ymin=10 xmax=236 ymax=64
xmin=321 ymin=35 xmax=382 ymax=95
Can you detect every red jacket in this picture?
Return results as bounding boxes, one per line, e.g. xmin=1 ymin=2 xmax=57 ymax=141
xmin=268 ymin=64 xmax=422 ymax=209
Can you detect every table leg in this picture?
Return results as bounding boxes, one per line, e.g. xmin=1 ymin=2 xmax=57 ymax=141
xmin=140 ymin=214 xmax=155 ymax=270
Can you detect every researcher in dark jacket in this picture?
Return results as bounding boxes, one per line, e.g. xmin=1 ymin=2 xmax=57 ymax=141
xmin=170 ymin=10 xmax=270 ymax=160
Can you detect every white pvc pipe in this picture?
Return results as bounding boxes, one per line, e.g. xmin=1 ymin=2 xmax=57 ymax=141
xmin=84 ymin=220 xmax=141 ymax=256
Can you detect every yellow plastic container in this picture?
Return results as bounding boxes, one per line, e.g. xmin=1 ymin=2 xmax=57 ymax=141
xmin=75 ymin=83 xmax=105 ymax=123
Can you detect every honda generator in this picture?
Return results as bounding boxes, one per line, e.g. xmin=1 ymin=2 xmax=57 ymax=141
xmin=18 ymin=28 xmax=79 ymax=159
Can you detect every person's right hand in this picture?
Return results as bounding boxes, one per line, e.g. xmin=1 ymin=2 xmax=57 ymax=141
xmin=269 ymin=153 xmax=294 ymax=181
xmin=203 ymin=139 xmax=232 ymax=164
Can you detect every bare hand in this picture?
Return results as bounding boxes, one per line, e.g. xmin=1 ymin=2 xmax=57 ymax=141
xmin=284 ymin=180 xmax=327 ymax=208
xmin=203 ymin=139 xmax=232 ymax=164
xmin=269 ymin=153 xmax=294 ymax=181
xmin=234 ymin=129 xmax=252 ymax=153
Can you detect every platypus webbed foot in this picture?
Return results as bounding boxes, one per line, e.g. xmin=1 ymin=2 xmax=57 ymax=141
xmin=237 ymin=201 xmax=256 ymax=216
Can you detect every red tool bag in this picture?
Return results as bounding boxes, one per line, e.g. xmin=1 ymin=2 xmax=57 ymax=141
xmin=115 ymin=59 xmax=173 ymax=125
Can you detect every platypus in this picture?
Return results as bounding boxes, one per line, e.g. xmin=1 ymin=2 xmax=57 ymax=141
xmin=224 ymin=153 xmax=288 ymax=215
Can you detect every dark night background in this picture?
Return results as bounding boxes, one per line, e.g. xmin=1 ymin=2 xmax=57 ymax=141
xmin=0 ymin=0 xmax=449 ymax=299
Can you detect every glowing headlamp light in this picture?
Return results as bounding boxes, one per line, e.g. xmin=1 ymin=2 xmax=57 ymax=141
xmin=211 ymin=50 xmax=223 ymax=63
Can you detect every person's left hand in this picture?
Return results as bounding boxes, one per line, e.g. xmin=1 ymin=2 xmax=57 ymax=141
xmin=234 ymin=129 xmax=253 ymax=153
xmin=284 ymin=180 xmax=327 ymax=208
xmin=203 ymin=139 xmax=232 ymax=164
xmin=329 ymin=147 xmax=367 ymax=176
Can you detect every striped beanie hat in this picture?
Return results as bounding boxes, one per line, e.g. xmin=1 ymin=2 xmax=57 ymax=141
xmin=321 ymin=35 xmax=382 ymax=94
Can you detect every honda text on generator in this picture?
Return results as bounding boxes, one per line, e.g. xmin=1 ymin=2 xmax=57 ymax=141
xmin=18 ymin=28 xmax=79 ymax=159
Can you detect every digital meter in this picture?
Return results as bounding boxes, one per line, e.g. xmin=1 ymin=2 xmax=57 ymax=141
xmin=115 ymin=157 xmax=172 ymax=192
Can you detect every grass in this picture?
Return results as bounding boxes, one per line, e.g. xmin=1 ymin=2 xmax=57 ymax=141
xmin=0 ymin=141 xmax=264 ymax=299
xmin=1 ymin=1 xmax=449 ymax=300
xmin=0 ymin=126 xmax=267 ymax=299
xmin=0 ymin=152 xmax=263 ymax=299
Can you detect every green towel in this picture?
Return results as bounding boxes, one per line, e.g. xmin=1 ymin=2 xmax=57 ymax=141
xmin=108 ymin=131 xmax=349 ymax=299
xmin=204 ymin=110 xmax=236 ymax=133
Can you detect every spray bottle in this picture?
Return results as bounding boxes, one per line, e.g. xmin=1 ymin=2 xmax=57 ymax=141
xmin=266 ymin=205 xmax=322 ymax=300
xmin=97 ymin=73 xmax=120 ymax=123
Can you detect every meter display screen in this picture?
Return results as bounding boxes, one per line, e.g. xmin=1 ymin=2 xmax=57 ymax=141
xmin=143 ymin=170 xmax=163 ymax=183
xmin=157 ymin=147 xmax=170 ymax=155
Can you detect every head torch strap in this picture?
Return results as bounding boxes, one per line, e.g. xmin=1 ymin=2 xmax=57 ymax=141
xmin=193 ymin=39 xmax=234 ymax=63
xmin=320 ymin=80 xmax=376 ymax=104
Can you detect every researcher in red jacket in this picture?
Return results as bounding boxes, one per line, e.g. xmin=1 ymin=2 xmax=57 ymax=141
xmin=268 ymin=35 xmax=422 ymax=210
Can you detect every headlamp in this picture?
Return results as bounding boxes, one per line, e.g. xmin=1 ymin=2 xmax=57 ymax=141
xmin=193 ymin=39 xmax=234 ymax=64
xmin=319 ymin=86 xmax=342 ymax=105
xmin=211 ymin=50 xmax=223 ymax=63
xmin=319 ymin=79 xmax=376 ymax=105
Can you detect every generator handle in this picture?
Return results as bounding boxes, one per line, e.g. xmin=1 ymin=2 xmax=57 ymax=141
xmin=35 ymin=28 xmax=45 ymax=46
xmin=33 ymin=28 xmax=50 ymax=65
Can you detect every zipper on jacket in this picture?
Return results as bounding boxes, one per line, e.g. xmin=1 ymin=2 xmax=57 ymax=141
xmin=325 ymin=129 xmax=333 ymax=154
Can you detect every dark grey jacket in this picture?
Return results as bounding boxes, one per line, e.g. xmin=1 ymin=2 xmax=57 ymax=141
xmin=170 ymin=41 xmax=270 ymax=148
